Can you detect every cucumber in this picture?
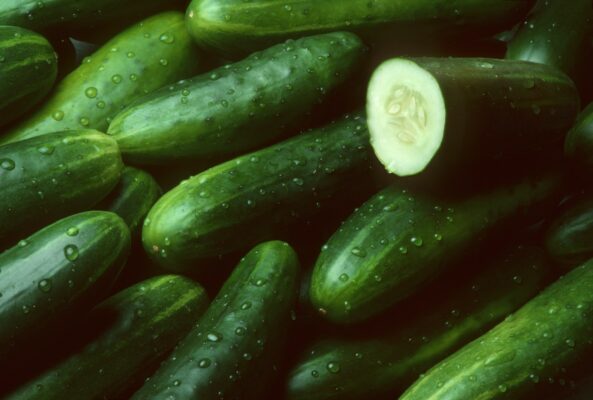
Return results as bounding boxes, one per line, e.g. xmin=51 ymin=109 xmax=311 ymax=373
xmin=0 ymin=211 xmax=130 ymax=359
xmin=0 ymin=12 xmax=202 ymax=145
xmin=310 ymin=175 xmax=560 ymax=324
xmin=97 ymin=166 xmax=161 ymax=235
xmin=108 ymin=32 xmax=364 ymax=165
xmin=5 ymin=275 xmax=209 ymax=400
xmin=366 ymin=57 xmax=579 ymax=176
xmin=186 ymin=0 xmax=533 ymax=58
xmin=400 ymin=257 xmax=593 ymax=400
xmin=0 ymin=0 xmax=185 ymax=36
xmin=506 ymin=0 xmax=593 ymax=78
xmin=545 ymin=195 xmax=593 ymax=267
xmin=0 ymin=130 xmax=123 ymax=245
xmin=131 ymin=241 xmax=300 ymax=399
xmin=142 ymin=113 xmax=374 ymax=271
xmin=0 ymin=26 xmax=57 ymax=128
xmin=287 ymin=245 xmax=552 ymax=400
xmin=565 ymin=102 xmax=593 ymax=169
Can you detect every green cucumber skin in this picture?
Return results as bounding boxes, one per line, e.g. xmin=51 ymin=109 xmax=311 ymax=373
xmin=6 ymin=275 xmax=209 ymax=400
xmin=506 ymin=0 xmax=593 ymax=77
xmin=0 ymin=211 xmax=130 ymax=359
xmin=400 ymin=259 xmax=593 ymax=400
xmin=142 ymin=113 xmax=373 ymax=270
xmin=310 ymin=176 xmax=560 ymax=324
xmin=0 ymin=130 xmax=123 ymax=244
xmin=0 ymin=0 xmax=185 ymax=37
xmin=0 ymin=12 xmax=201 ymax=145
xmin=545 ymin=195 xmax=593 ymax=267
xmin=97 ymin=166 xmax=162 ymax=235
xmin=565 ymin=102 xmax=593 ymax=169
xmin=108 ymin=32 xmax=364 ymax=165
xmin=131 ymin=241 xmax=300 ymax=400
xmin=288 ymin=245 xmax=552 ymax=400
xmin=186 ymin=0 xmax=532 ymax=58
xmin=0 ymin=26 xmax=57 ymax=128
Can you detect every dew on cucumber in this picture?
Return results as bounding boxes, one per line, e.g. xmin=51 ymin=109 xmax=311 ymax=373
xmin=64 ymin=244 xmax=79 ymax=261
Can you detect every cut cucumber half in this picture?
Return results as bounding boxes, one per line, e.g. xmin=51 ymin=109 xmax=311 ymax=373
xmin=367 ymin=59 xmax=446 ymax=176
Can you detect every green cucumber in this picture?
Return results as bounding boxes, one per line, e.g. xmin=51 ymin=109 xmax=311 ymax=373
xmin=142 ymin=113 xmax=373 ymax=271
xmin=5 ymin=275 xmax=209 ymax=400
xmin=108 ymin=32 xmax=364 ymax=165
xmin=0 ymin=12 xmax=201 ymax=145
xmin=506 ymin=0 xmax=593 ymax=78
xmin=565 ymin=102 xmax=593 ymax=169
xmin=0 ymin=0 xmax=185 ymax=37
xmin=545 ymin=195 xmax=593 ymax=267
xmin=0 ymin=130 xmax=123 ymax=245
xmin=186 ymin=0 xmax=533 ymax=58
xmin=131 ymin=241 xmax=300 ymax=399
xmin=97 ymin=166 xmax=161 ymax=235
xmin=287 ymin=245 xmax=552 ymax=400
xmin=400 ymin=258 xmax=593 ymax=400
xmin=0 ymin=26 xmax=57 ymax=128
xmin=366 ymin=57 xmax=579 ymax=176
xmin=310 ymin=176 xmax=560 ymax=324
xmin=0 ymin=211 xmax=130 ymax=359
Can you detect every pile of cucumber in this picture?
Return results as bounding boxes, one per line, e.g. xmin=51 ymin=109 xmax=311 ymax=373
xmin=1 ymin=0 xmax=593 ymax=399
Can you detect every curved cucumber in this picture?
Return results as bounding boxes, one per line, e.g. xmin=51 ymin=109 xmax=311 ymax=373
xmin=142 ymin=113 xmax=373 ymax=271
xmin=506 ymin=0 xmax=593 ymax=78
xmin=288 ymin=245 xmax=552 ymax=400
xmin=0 ymin=130 xmax=123 ymax=244
xmin=565 ymin=102 xmax=593 ymax=169
xmin=108 ymin=32 xmax=364 ymax=165
xmin=97 ymin=166 xmax=161 ymax=235
xmin=1 ymin=12 xmax=201 ymax=145
xmin=310 ymin=175 xmax=560 ymax=324
xmin=0 ymin=211 xmax=130 ymax=359
xmin=367 ymin=58 xmax=579 ymax=176
xmin=131 ymin=241 xmax=300 ymax=399
xmin=186 ymin=0 xmax=533 ymax=58
xmin=400 ymin=258 xmax=593 ymax=400
xmin=5 ymin=275 xmax=209 ymax=400
xmin=0 ymin=26 xmax=57 ymax=128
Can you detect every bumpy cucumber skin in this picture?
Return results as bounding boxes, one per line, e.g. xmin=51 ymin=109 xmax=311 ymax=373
xmin=131 ymin=241 xmax=300 ymax=400
xmin=0 ymin=26 xmax=57 ymax=128
xmin=506 ymin=0 xmax=593 ymax=78
xmin=0 ymin=12 xmax=201 ymax=145
xmin=108 ymin=32 xmax=364 ymax=165
xmin=5 ymin=275 xmax=209 ymax=400
xmin=0 ymin=0 xmax=186 ymax=37
xmin=186 ymin=0 xmax=532 ymax=57
xmin=310 ymin=176 xmax=560 ymax=324
xmin=400 ymin=259 xmax=593 ymax=400
xmin=287 ymin=246 xmax=552 ymax=400
xmin=0 ymin=130 xmax=123 ymax=244
xmin=0 ymin=211 xmax=130 ymax=359
xmin=565 ymin=102 xmax=593 ymax=169
xmin=142 ymin=113 xmax=373 ymax=270
xmin=97 ymin=166 xmax=162 ymax=235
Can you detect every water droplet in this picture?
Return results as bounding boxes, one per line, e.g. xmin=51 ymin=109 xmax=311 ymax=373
xmin=85 ymin=87 xmax=98 ymax=98
xmin=566 ymin=339 xmax=575 ymax=348
xmin=111 ymin=74 xmax=123 ymax=84
xmin=327 ymin=362 xmax=341 ymax=374
xmin=198 ymin=358 xmax=211 ymax=368
xmin=159 ymin=33 xmax=175 ymax=44
xmin=383 ymin=204 xmax=398 ymax=212
xmin=253 ymin=278 xmax=267 ymax=287
xmin=52 ymin=111 xmax=64 ymax=121
xmin=96 ymin=101 xmax=106 ymax=109
xmin=311 ymin=370 xmax=320 ymax=378
xmin=37 ymin=145 xmax=55 ymax=155
xmin=38 ymin=279 xmax=52 ymax=293
xmin=399 ymin=246 xmax=408 ymax=254
xmin=479 ymin=62 xmax=494 ymax=69
xmin=433 ymin=233 xmax=443 ymax=241
xmin=498 ymin=384 xmax=508 ymax=393
xmin=22 ymin=305 xmax=30 ymax=314
xmin=410 ymin=236 xmax=423 ymax=247
xmin=242 ymin=352 xmax=253 ymax=361
xmin=64 ymin=245 xmax=79 ymax=261
xmin=339 ymin=273 xmax=349 ymax=282
xmin=207 ymin=332 xmax=222 ymax=342
xmin=79 ymin=117 xmax=90 ymax=127
xmin=18 ymin=240 xmax=28 ymax=247
xmin=241 ymin=301 xmax=252 ymax=310
xmin=0 ymin=159 xmax=15 ymax=171
xmin=235 ymin=326 xmax=247 ymax=336
xmin=172 ymin=379 xmax=181 ymax=386
xmin=292 ymin=177 xmax=304 ymax=186
xmin=351 ymin=247 xmax=366 ymax=257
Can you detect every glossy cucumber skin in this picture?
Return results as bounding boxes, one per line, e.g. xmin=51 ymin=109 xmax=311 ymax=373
xmin=0 ymin=12 xmax=201 ymax=145
xmin=0 ymin=26 xmax=57 ymax=128
xmin=310 ymin=175 xmax=560 ymax=324
xmin=97 ymin=166 xmax=162 ymax=235
xmin=186 ymin=0 xmax=533 ymax=57
xmin=0 ymin=130 xmax=123 ymax=244
xmin=0 ymin=211 xmax=130 ymax=359
xmin=506 ymin=0 xmax=593 ymax=78
xmin=287 ymin=245 xmax=552 ymax=400
xmin=142 ymin=113 xmax=373 ymax=271
xmin=565 ymin=102 xmax=593 ymax=169
xmin=5 ymin=275 xmax=209 ymax=400
xmin=400 ymin=259 xmax=593 ymax=400
xmin=108 ymin=32 xmax=364 ymax=165
xmin=131 ymin=241 xmax=300 ymax=400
